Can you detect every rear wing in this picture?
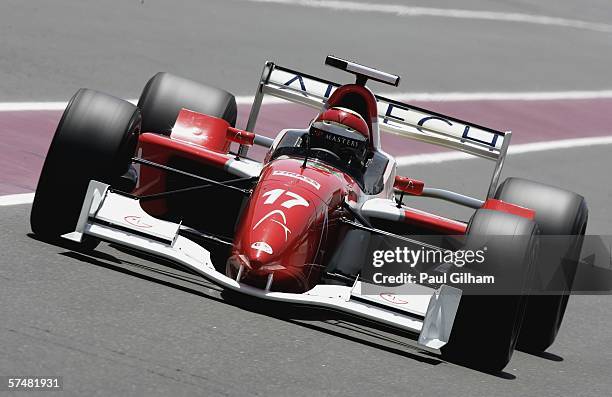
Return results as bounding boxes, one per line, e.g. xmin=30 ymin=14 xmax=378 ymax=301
xmin=242 ymin=60 xmax=511 ymax=198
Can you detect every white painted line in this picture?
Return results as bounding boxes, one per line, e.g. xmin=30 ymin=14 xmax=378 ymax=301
xmin=247 ymin=0 xmax=612 ymax=33
xmin=2 ymin=90 xmax=612 ymax=112
xmin=396 ymin=135 xmax=612 ymax=166
xmin=236 ymin=90 xmax=612 ymax=104
xmin=0 ymin=192 xmax=35 ymax=206
xmin=0 ymin=99 xmax=138 ymax=112
xmin=381 ymin=90 xmax=612 ymax=102
xmin=2 ymin=135 xmax=611 ymax=206
xmin=0 ymin=102 xmax=69 ymax=112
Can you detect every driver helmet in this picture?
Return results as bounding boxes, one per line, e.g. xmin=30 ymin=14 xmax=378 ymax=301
xmin=308 ymin=107 xmax=370 ymax=167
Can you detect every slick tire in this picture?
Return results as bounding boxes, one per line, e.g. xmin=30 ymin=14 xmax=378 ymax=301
xmin=495 ymin=177 xmax=588 ymax=353
xmin=30 ymin=89 xmax=141 ymax=243
xmin=137 ymin=72 xmax=237 ymax=135
xmin=441 ymin=209 xmax=538 ymax=372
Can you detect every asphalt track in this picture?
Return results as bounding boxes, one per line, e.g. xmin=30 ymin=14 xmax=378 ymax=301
xmin=1 ymin=0 xmax=612 ymax=396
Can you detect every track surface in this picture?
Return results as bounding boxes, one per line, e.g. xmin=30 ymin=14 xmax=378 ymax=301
xmin=1 ymin=1 xmax=611 ymax=396
xmin=2 ymin=0 xmax=612 ymax=99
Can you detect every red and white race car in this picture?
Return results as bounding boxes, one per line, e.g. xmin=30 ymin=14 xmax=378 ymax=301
xmin=30 ymin=56 xmax=587 ymax=372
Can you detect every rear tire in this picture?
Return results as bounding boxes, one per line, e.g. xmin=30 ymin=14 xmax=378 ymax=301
xmin=495 ymin=177 xmax=588 ymax=353
xmin=441 ymin=209 xmax=538 ymax=372
xmin=30 ymin=89 xmax=141 ymax=241
xmin=137 ymin=72 xmax=237 ymax=135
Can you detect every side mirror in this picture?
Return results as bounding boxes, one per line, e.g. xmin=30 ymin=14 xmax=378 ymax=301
xmin=394 ymin=176 xmax=424 ymax=208
xmin=227 ymin=127 xmax=255 ymax=146
xmin=394 ymin=175 xmax=424 ymax=195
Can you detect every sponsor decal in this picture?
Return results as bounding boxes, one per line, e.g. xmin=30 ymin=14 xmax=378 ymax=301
xmin=272 ymin=170 xmax=321 ymax=190
xmin=124 ymin=215 xmax=152 ymax=228
xmin=253 ymin=210 xmax=291 ymax=241
xmin=251 ymin=241 xmax=273 ymax=255
xmin=262 ymin=188 xmax=309 ymax=209
xmin=271 ymin=69 xmax=502 ymax=149
xmin=382 ymin=102 xmax=500 ymax=148
xmin=379 ymin=293 xmax=409 ymax=305
xmin=252 ymin=189 xmax=309 ymax=241
xmin=278 ymin=72 xmax=334 ymax=99
xmin=324 ymin=132 xmax=360 ymax=147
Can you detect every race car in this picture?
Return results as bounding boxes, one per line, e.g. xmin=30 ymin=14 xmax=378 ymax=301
xmin=30 ymin=56 xmax=588 ymax=372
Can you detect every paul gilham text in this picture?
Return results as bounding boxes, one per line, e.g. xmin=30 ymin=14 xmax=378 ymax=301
xmin=373 ymin=272 xmax=495 ymax=285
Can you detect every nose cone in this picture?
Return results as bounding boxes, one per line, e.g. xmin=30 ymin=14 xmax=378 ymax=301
xmin=228 ymin=187 xmax=326 ymax=292
xmin=227 ymin=157 xmax=349 ymax=293
xmin=227 ymin=209 xmax=321 ymax=292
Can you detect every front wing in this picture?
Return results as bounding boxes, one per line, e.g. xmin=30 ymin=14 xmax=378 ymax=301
xmin=63 ymin=180 xmax=462 ymax=354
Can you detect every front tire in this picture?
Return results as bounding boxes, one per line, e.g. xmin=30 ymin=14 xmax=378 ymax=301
xmin=30 ymin=89 xmax=141 ymax=240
